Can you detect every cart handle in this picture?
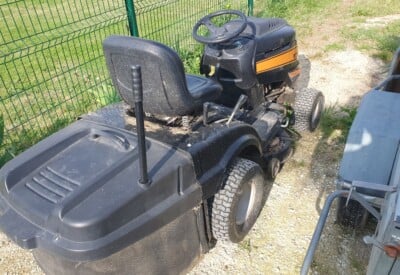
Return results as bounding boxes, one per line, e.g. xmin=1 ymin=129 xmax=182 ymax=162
xmin=301 ymin=190 xmax=381 ymax=275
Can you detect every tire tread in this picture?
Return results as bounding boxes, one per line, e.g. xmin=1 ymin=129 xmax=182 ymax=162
xmin=211 ymin=158 xmax=261 ymax=241
xmin=293 ymin=88 xmax=324 ymax=132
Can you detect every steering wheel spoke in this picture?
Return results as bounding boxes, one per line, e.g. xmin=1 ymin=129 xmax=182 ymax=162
xmin=203 ymin=18 xmax=218 ymax=33
xmin=193 ymin=10 xmax=247 ymax=44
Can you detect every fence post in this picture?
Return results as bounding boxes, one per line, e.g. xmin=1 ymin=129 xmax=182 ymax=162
xmin=248 ymin=0 xmax=254 ymax=16
xmin=125 ymin=0 xmax=140 ymax=36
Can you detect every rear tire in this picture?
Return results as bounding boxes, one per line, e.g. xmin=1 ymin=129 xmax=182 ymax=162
xmin=211 ymin=158 xmax=265 ymax=243
xmin=293 ymin=88 xmax=324 ymax=132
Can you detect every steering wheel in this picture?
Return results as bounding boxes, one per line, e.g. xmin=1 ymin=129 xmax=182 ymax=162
xmin=192 ymin=10 xmax=247 ymax=44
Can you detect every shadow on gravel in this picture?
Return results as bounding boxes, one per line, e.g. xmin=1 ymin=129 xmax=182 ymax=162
xmin=293 ymin=54 xmax=311 ymax=91
xmin=304 ymin=58 xmax=390 ymax=274
xmin=310 ymin=60 xmax=388 ymax=214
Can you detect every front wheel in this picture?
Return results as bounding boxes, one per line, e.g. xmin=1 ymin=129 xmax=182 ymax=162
xmin=293 ymin=88 xmax=324 ymax=132
xmin=211 ymin=158 xmax=265 ymax=243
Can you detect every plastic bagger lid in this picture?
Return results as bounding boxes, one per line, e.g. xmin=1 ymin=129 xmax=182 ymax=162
xmin=0 ymin=119 xmax=201 ymax=261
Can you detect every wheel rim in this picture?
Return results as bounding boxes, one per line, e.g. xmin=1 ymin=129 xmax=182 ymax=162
xmin=310 ymin=97 xmax=323 ymax=129
xmin=271 ymin=158 xmax=280 ymax=178
xmin=235 ymin=178 xmax=257 ymax=226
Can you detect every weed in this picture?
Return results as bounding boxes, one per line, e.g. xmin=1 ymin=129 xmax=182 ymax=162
xmin=324 ymin=43 xmax=346 ymax=52
xmin=350 ymin=257 xmax=364 ymax=270
xmin=292 ymin=159 xmax=307 ymax=168
xmin=88 ymin=83 xmax=121 ymax=107
xmin=320 ymin=106 xmax=357 ymax=143
xmin=351 ymin=8 xmax=373 ymax=17
xmin=238 ymin=238 xmax=252 ymax=252
xmin=176 ymin=44 xmax=204 ymax=74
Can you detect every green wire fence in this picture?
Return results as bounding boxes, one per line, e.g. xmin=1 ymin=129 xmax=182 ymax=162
xmin=0 ymin=0 xmax=252 ymax=167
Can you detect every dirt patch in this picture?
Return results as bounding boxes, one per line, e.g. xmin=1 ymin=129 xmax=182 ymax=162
xmin=308 ymin=50 xmax=384 ymax=107
xmin=360 ymin=14 xmax=400 ymax=28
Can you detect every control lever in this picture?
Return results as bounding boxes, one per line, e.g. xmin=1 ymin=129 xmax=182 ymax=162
xmin=226 ymin=94 xmax=247 ymax=126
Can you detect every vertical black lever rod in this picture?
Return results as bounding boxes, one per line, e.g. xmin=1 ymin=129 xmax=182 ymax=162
xmin=131 ymin=65 xmax=151 ymax=186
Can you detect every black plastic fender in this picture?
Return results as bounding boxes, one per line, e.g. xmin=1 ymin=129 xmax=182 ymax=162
xmin=188 ymin=122 xmax=262 ymax=199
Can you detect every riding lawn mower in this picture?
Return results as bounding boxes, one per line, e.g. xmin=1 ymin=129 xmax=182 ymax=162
xmin=0 ymin=10 xmax=324 ymax=274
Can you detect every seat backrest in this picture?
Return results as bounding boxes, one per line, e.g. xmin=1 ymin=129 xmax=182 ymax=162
xmin=103 ymin=36 xmax=195 ymax=116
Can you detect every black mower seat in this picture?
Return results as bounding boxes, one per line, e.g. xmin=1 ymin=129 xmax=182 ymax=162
xmin=185 ymin=74 xmax=222 ymax=102
xmin=103 ymin=36 xmax=222 ymax=117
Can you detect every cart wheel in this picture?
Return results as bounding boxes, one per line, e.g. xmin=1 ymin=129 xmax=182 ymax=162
xmin=266 ymin=158 xmax=280 ymax=180
xmin=293 ymin=88 xmax=324 ymax=132
xmin=336 ymin=197 xmax=369 ymax=228
xmin=211 ymin=158 xmax=265 ymax=243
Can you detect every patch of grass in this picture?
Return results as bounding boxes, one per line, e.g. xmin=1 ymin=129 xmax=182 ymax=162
xmin=255 ymin=0 xmax=341 ymax=41
xmin=320 ymin=106 xmax=357 ymax=143
xmin=292 ymin=159 xmax=307 ymax=168
xmin=351 ymin=8 xmax=373 ymax=17
xmin=350 ymin=256 xmax=364 ymax=271
xmin=258 ymin=0 xmax=338 ymax=21
xmin=178 ymin=44 xmax=204 ymax=74
xmin=375 ymin=33 xmax=400 ymax=61
xmin=350 ymin=0 xmax=400 ymax=18
xmin=88 ymin=83 xmax=120 ymax=107
xmin=238 ymin=238 xmax=252 ymax=252
xmin=342 ymin=20 xmax=400 ymax=62
xmin=343 ymin=0 xmax=400 ymax=61
xmin=311 ymin=261 xmax=331 ymax=275
xmin=324 ymin=43 xmax=346 ymax=52
xmin=0 ymin=117 xmax=70 ymax=167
